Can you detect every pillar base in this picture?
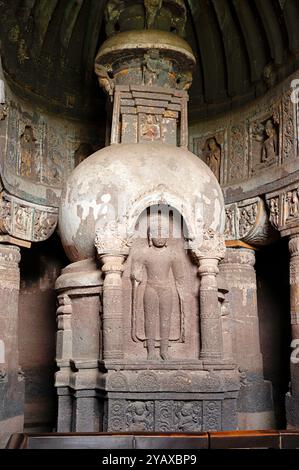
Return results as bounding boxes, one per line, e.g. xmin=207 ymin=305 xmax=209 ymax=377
xmin=238 ymin=379 xmax=275 ymax=430
xmin=286 ymin=392 xmax=299 ymax=428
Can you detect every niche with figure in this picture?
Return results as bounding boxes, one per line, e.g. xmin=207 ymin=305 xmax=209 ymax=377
xmin=122 ymin=205 xmax=200 ymax=362
xmin=251 ymin=116 xmax=279 ymax=174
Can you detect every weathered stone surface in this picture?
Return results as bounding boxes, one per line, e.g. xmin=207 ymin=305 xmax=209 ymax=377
xmin=59 ymin=142 xmax=225 ymax=262
xmin=0 ymin=244 xmax=24 ymax=439
xmin=190 ymin=71 xmax=299 ymax=204
xmin=220 ymin=247 xmax=275 ymax=429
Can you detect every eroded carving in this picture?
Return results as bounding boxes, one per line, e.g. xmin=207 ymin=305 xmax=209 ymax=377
xmin=126 ymin=401 xmax=154 ymax=431
xmin=108 ymin=372 xmax=128 ymax=391
xmin=266 ymin=184 xmax=299 ymax=233
xmin=205 ymin=137 xmax=221 ymax=182
xmin=104 ymin=0 xmax=187 ymax=37
xmin=0 ymin=192 xmax=58 ymax=242
xmin=174 ymin=401 xmax=202 ymax=431
xmin=251 ymin=116 xmax=279 ymax=174
xmin=228 ymin=125 xmax=246 ymax=183
xmin=131 ymin=222 xmax=185 ymax=361
xmin=191 ymin=229 xmax=226 ymax=260
xmin=225 ymin=197 xmax=276 ymax=246
xmin=19 ymin=125 xmax=39 ymax=179
xmin=203 ymin=401 xmax=222 ymax=431
xmin=135 ymin=371 xmax=159 ymax=391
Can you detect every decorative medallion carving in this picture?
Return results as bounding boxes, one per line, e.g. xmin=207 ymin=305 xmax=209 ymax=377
xmin=109 ymin=400 xmax=126 ymax=431
xmin=108 ymin=372 xmax=129 ymax=391
xmin=167 ymin=372 xmax=192 ymax=392
xmin=203 ymin=400 xmax=222 ymax=431
xmin=135 ymin=371 xmax=159 ymax=391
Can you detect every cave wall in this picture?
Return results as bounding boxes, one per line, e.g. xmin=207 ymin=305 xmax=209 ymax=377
xmin=19 ymin=235 xmax=68 ymax=431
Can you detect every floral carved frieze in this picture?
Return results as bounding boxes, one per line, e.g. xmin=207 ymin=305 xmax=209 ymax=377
xmin=225 ymin=197 xmax=276 ymax=246
xmin=0 ymin=191 xmax=58 ymax=242
xmin=266 ymin=183 xmax=299 ymax=235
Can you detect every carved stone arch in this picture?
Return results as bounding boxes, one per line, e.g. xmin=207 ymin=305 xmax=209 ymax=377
xmin=125 ymin=186 xmax=203 ymax=243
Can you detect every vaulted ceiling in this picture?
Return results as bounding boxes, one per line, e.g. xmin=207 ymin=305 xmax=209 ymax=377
xmin=0 ymin=0 xmax=299 ymax=122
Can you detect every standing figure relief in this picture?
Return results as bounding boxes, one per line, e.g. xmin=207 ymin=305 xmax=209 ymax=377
xmin=131 ymin=228 xmax=185 ymax=361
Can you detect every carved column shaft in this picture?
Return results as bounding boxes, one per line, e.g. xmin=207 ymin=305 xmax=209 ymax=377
xmin=220 ymin=247 xmax=274 ymax=430
xmin=0 ymin=244 xmax=24 ymax=436
xmin=220 ymin=247 xmax=263 ymax=372
xmin=289 ymin=235 xmax=299 ymax=397
xmin=198 ymin=257 xmax=223 ymax=361
xmin=101 ymin=254 xmax=126 ymax=361
xmin=55 ymin=294 xmax=73 ymax=432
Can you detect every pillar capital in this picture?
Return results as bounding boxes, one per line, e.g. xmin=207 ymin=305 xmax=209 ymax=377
xmin=191 ymin=229 xmax=226 ymax=263
xmin=197 ymin=257 xmax=219 ymax=277
xmin=100 ymin=254 xmax=126 ymax=275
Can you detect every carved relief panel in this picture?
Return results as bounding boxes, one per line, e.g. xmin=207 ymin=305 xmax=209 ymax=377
xmin=193 ymin=129 xmax=226 ymax=184
xmin=0 ymin=192 xmax=58 ymax=242
xmin=122 ymin=206 xmax=200 ymax=362
xmin=107 ymin=398 xmax=223 ymax=432
xmin=266 ymin=183 xmax=299 ymax=234
xmin=190 ymin=72 xmax=298 ymax=196
xmin=249 ymin=114 xmax=280 ymax=175
xmin=0 ymin=90 xmax=103 ymax=208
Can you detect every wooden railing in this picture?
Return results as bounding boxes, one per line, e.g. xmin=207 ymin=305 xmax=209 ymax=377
xmin=6 ymin=430 xmax=299 ymax=449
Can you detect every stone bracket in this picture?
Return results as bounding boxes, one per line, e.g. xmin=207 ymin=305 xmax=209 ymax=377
xmin=0 ymin=190 xmax=58 ymax=242
xmin=225 ymin=196 xmax=277 ymax=246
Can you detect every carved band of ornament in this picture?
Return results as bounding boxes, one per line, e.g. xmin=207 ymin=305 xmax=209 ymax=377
xmin=0 ymin=244 xmax=21 ymax=264
xmin=291 ymin=312 xmax=299 ymax=325
xmin=0 ymin=192 xmax=58 ymax=242
xmin=289 ymin=236 xmax=299 ymax=255
xmin=102 ymin=262 xmax=125 ymax=274
xmin=197 ymin=264 xmax=219 ymax=277
xmin=289 ymin=263 xmax=299 ymax=284
xmin=225 ymin=197 xmax=275 ymax=246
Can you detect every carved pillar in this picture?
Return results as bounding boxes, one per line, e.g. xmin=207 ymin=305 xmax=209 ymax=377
xmin=100 ymin=255 xmax=126 ymax=361
xmin=191 ymin=230 xmax=226 ymax=364
xmin=198 ymin=257 xmax=223 ymax=361
xmin=220 ymin=246 xmax=274 ymax=429
xmin=220 ymin=248 xmax=263 ymax=371
xmin=55 ymin=294 xmax=73 ymax=432
xmin=286 ymin=235 xmax=299 ymax=428
xmin=55 ymin=258 xmax=103 ymax=432
xmin=0 ymin=244 xmax=24 ymax=442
